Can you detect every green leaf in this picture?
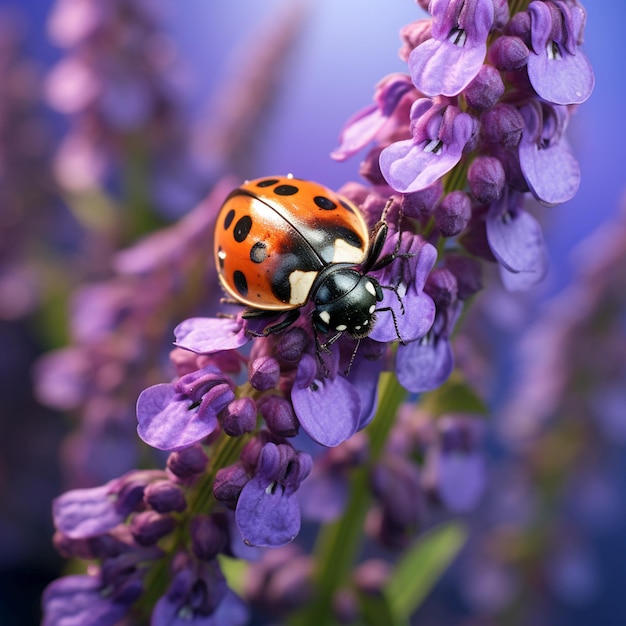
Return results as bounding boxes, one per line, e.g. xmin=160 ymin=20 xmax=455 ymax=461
xmin=218 ymin=555 xmax=248 ymax=597
xmin=384 ymin=520 xmax=467 ymax=620
xmin=420 ymin=373 xmax=487 ymax=417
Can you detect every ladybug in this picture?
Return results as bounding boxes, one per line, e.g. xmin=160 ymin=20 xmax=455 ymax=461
xmin=214 ymin=175 xmax=393 ymax=342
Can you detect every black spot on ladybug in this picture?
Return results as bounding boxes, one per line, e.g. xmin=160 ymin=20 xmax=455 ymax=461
xmin=223 ymin=209 xmax=236 ymax=230
xmin=274 ymin=184 xmax=299 ymax=196
xmin=314 ymin=196 xmax=336 ymax=210
xmin=257 ymin=179 xmax=279 ymax=187
xmin=233 ymin=215 xmax=253 ymax=243
xmin=233 ymin=270 xmax=248 ymax=297
xmin=340 ymin=200 xmax=355 ymax=213
xmin=250 ymin=241 xmax=267 ymax=264
xmin=336 ymin=226 xmax=363 ymax=248
xmin=217 ymin=246 xmax=225 ymax=269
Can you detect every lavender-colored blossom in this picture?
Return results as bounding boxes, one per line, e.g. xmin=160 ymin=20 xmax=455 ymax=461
xmin=52 ymin=470 xmax=165 ymax=538
xmin=526 ymin=0 xmax=594 ymax=105
xmin=423 ymin=416 xmax=486 ymax=512
xmin=235 ymin=441 xmax=312 ymax=547
xmin=368 ymin=231 xmax=437 ymax=343
xmin=331 ymin=73 xmax=416 ymax=161
xmin=486 ymin=190 xmax=548 ymax=290
xmin=379 ymin=98 xmax=475 ymax=193
xmin=152 ymin=557 xmax=249 ymax=626
xmin=137 ymin=366 xmax=235 ymax=450
xmin=42 ymin=572 xmax=142 ymax=626
xmin=409 ymin=0 xmax=497 ymax=97
xmin=395 ymin=304 xmax=458 ymax=393
xmin=291 ymin=354 xmax=361 ymax=447
xmin=174 ymin=316 xmax=251 ymax=354
xmin=518 ymin=100 xmax=580 ymax=207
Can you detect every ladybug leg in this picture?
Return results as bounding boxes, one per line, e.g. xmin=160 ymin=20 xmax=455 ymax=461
xmin=344 ymin=338 xmax=361 ymax=377
xmin=242 ymin=308 xmax=300 ymax=336
xmin=368 ymin=200 xmax=414 ymax=273
xmin=380 ymin=283 xmax=406 ymax=315
xmin=312 ymin=325 xmax=331 ymax=377
xmin=375 ymin=305 xmax=407 ymax=345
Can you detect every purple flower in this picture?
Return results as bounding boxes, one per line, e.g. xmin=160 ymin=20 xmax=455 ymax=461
xmin=379 ymin=98 xmax=475 ymax=193
xmin=368 ymin=232 xmax=437 ymax=343
xmin=409 ymin=0 xmax=496 ymax=97
xmin=395 ymin=301 xmax=459 ymax=393
xmin=331 ymin=73 xmax=415 ymax=161
xmin=137 ymin=366 xmax=235 ymax=451
xmin=174 ymin=316 xmax=251 ymax=354
xmin=486 ymin=190 xmax=548 ymax=290
xmin=526 ymin=0 xmax=594 ymax=105
xmin=423 ymin=416 xmax=486 ymax=512
xmin=235 ymin=441 xmax=312 ymax=547
xmin=42 ymin=572 xmax=142 ymax=626
xmin=518 ymin=100 xmax=580 ymax=207
xmin=153 ymin=556 xmax=249 ymax=626
xmin=53 ymin=470 xmax=165 ymax=539
xmin=291 ymin=353 xmax=361 ymax=447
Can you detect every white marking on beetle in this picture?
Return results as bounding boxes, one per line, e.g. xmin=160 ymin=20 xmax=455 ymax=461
xmin=332 ymin=238 xmax=365 ymax=264
xmin=363 ymin=319 xmax=369 ymax=325
xmin=365 ymin=280 xmax=376 ymax=296
xmin=218 ymin=249 xmax=227 ymax=260
xmin=369 ymin=305 xmax=376 ymax=314
xmin=335 ymin=324 xmax=347 ymax=332
xmin=289 ymin=270 xmax=317 ymax=305
xmin=319 ymin=310 xmax=331 ymax=325
xmin=354 ymin=325 xmax=361 ymax=331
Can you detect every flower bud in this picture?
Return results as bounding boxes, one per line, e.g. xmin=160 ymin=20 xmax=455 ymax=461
xmin=249 ymin=356 xmax=280 ymax=391
xmin=464 ymin=64 xmax=504 ymax=110
xmin=259 ymin=395 xmax=299 ymax=438
xmin=444 ymin=255 xmax=484 ymax=299
xmin=359 ymin=146 xmax=387 ymax=186
xmin=488 ymin=35 xmax=529 ymax=71
xmin=275 ymin=327 xmax=308 ymax=363
xmin=221 ymin=397 xmax=257 ymax=436
xmin=480 ymin=103 xmax=524 ymax=148
xmin=398 ymin=18 xmax=432 ymax=61
xmin=435 ymin=191 xmax=472 ymax=237
xmin=167 ymin=444 xmax=208 ymax=480
xmin=468 ymin=155 xmax=506 ymax=204
xmin=424 ymin=269 xmax=458 ymax=310
xmin=401 ymin=180 xmax=443 ymax=218
xmin=130 ymin=511 xmax=175 ymax=546
xmin=144 ymin=480 xmax=187 ymax=513
xmin=190 ymin=514 xmax=228 ymax=560
xmin=506 ymin=11 xmax=531 ymax=43
xmin=213 ymin=463 xmax=250 ymax=509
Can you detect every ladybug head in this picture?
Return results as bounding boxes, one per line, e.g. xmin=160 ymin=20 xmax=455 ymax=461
xmin=311 ymin=267 xmax=383 ymax=340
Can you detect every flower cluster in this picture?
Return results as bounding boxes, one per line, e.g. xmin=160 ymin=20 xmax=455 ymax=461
xmin=41 ymin=1 xmax=593 ymax=624
xmin=333 ymin=0 xmax=593 ymax=290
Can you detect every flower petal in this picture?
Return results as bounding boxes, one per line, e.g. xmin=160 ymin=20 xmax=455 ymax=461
xmin=291 ymin=354 xmax=360 ymax=447
xmin=395 ymin=334 xmax=454 ymax=393
xmin=137 ymin=382 xmax=233 ymax=451
xmin=486 ymin=197 xmax=548 ymax=278
xmin=174 ymin=317 xmax=249 ymax=354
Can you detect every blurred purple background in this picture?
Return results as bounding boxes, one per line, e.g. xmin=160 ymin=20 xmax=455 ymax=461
xmin=0 ymin=1 xmax=624 ymax=624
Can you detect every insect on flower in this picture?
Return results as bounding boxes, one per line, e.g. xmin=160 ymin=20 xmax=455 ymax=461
xmin=213 ymin=175 xmax=403 ymax=351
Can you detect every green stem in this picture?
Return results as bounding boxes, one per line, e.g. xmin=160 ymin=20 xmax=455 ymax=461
xmin=291 ymin=372 xmax=408 ymax=626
